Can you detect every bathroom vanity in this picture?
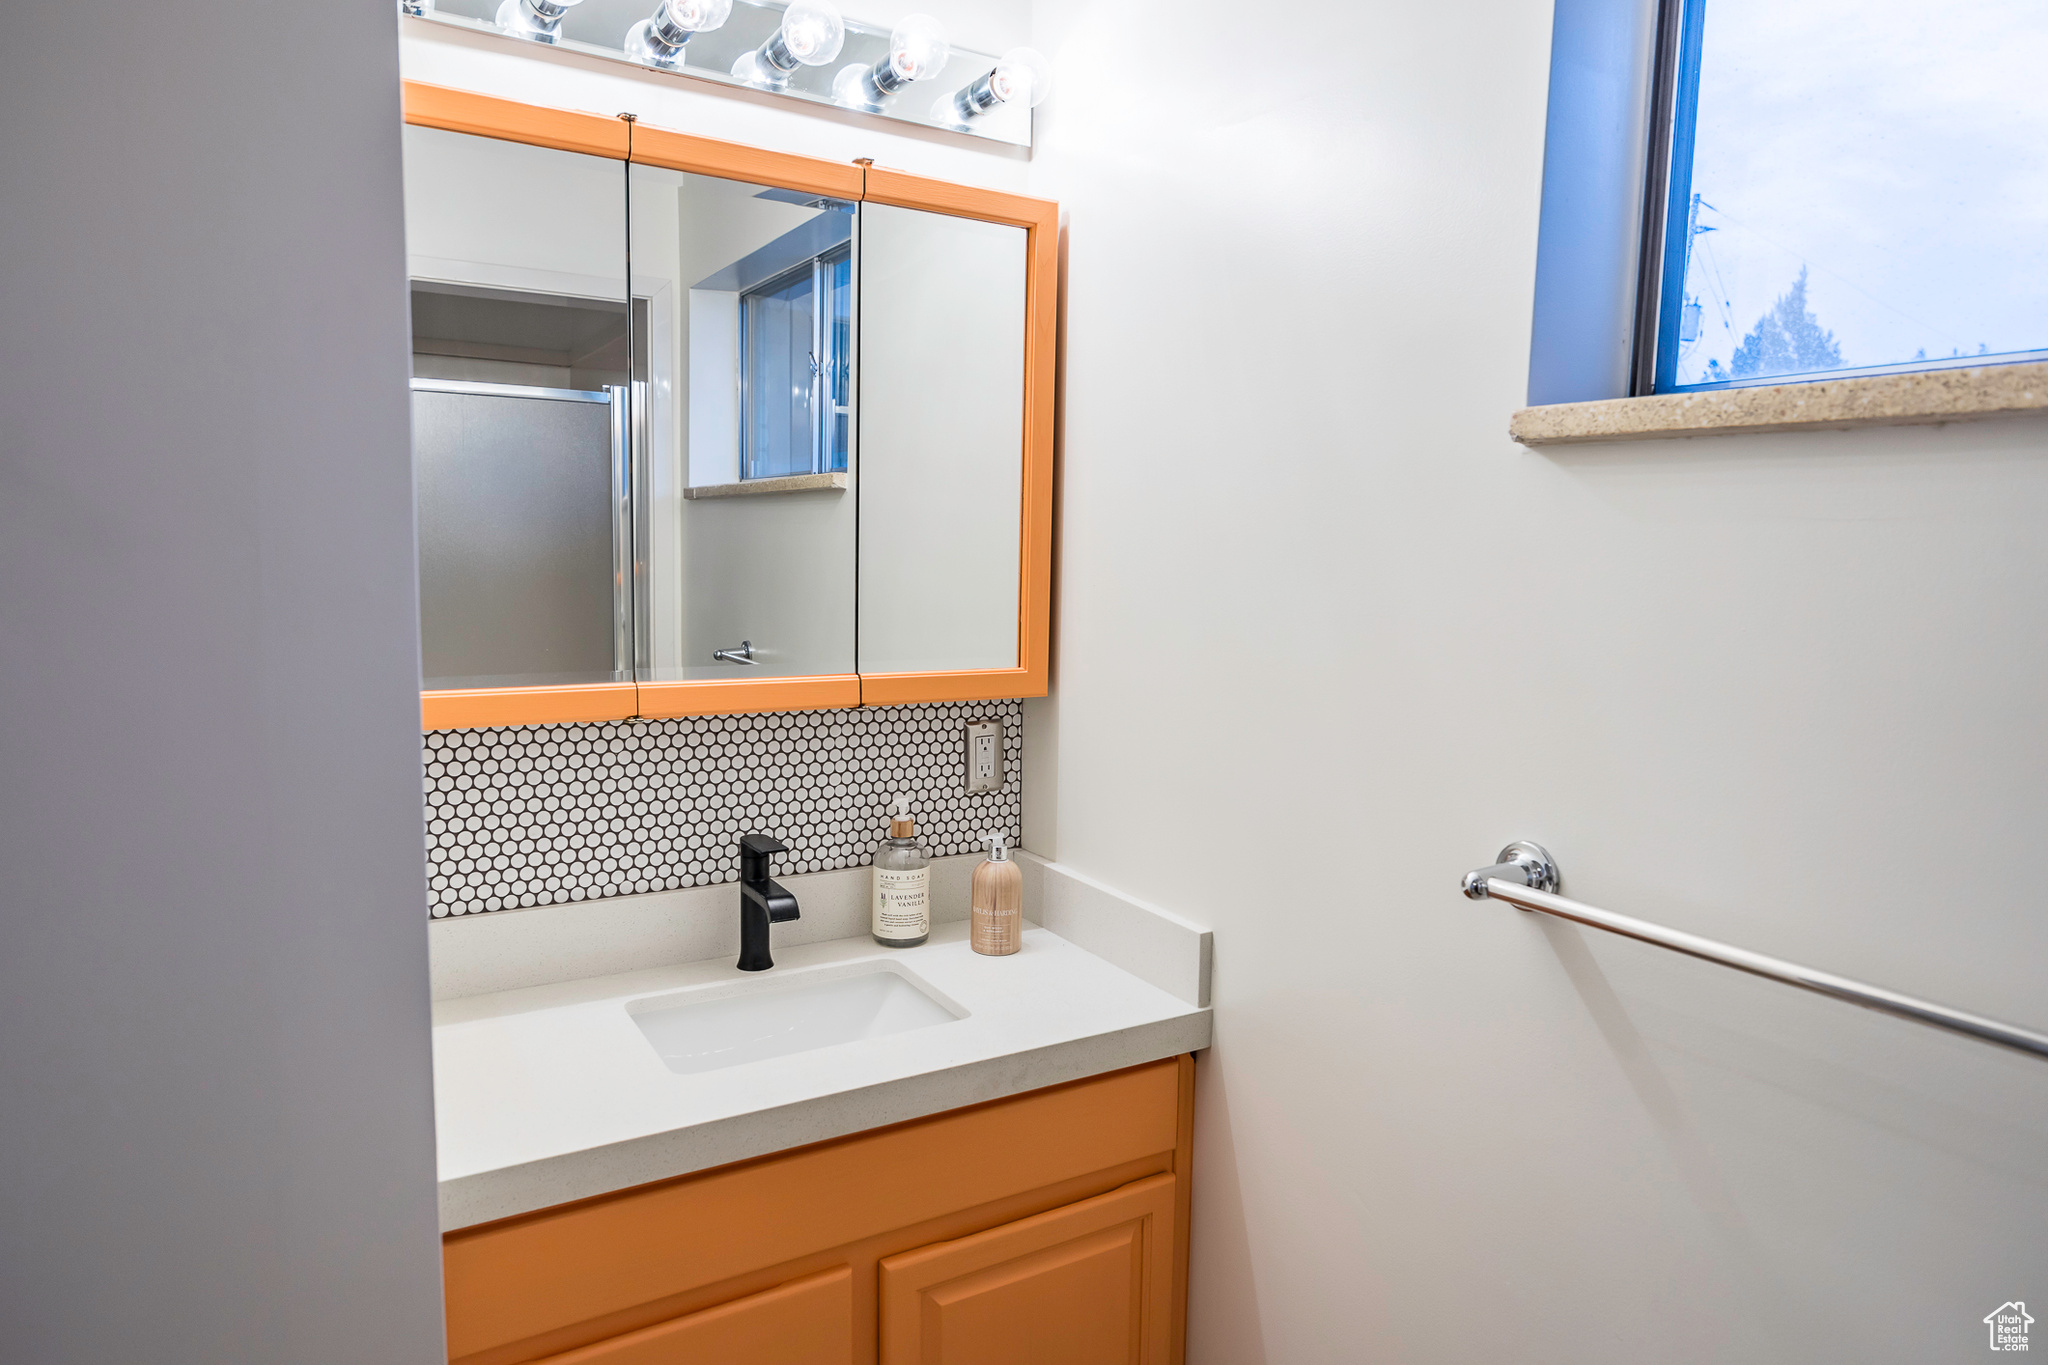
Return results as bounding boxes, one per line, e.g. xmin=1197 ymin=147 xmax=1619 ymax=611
xmin=443 ymin=1058 xmax=1191 ymax=1364
xmin=430 ymin=863 xmax=1212 ymax=1365
xmin=400 ymin=75 xmax=1190 ymax=1365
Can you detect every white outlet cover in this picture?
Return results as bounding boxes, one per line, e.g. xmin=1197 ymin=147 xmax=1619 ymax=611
xmin=964 ymin=719 xmax=1003 ymax=794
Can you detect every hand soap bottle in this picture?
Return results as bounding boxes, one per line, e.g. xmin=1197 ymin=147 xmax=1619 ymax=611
xmin=971 ymin=833 xmax=1023 ymax=956
xmin=872 ymin=796 xmax=930 ymax=947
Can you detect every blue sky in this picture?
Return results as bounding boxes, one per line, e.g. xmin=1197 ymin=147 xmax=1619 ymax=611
xmin=1674 ymin=0 xmax=2048 ymax=384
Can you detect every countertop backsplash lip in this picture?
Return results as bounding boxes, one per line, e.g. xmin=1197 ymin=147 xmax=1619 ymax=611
xmin=427 ymin=852 xmax=989 ymax=1001
xmin=421 ymin=700 xmax=1023 ymax=919
xmin=426 ymin=849 xmax=1216 ymax=1008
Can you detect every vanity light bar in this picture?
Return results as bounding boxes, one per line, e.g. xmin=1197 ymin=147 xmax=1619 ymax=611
xmin=399 ymin=0 xmax=1043 ymax=148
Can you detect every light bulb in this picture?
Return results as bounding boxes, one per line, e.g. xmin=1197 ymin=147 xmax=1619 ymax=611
xmin=781 ymin=1 xmax=844 ymax=63
xmin=624 ymin=0 xmax=732 ymax=67
xmin=495 ymin=0 xmax=584 ymax=43
xmin=989 ymin=46 xmax=1052 ymax=107
xmin=885 ymin=13 xmax=950 ymax=84
xmin=830 ymin=63 xmax=876 ymax=108
xmin=733 ymin=0 xmax=844 ymax=87
xmin=933 ymin=45 xmax=1051 ymax=125
xmin=833 ymin=12 xmax=949 ymax=109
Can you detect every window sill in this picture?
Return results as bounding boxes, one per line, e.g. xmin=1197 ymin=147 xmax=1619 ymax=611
xmin=1510 ymin=361 xmax=2048 ymax=447
xmin=683 ymin=472 xmax=848 ymax=499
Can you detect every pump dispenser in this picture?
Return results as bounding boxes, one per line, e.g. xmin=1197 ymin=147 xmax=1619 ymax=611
xmin=971 ymin=833 xmax=1023 ymax=955
xmin=871 ymin=795 xmax=931 ymax=947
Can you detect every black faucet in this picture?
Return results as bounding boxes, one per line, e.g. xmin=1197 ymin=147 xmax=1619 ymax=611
xmin=737 ymin=833 xmax=800 ymax=972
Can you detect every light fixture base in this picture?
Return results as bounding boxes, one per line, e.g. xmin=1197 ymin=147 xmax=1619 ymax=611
xmin=406 ymin=0 xmax=1033 ymax=147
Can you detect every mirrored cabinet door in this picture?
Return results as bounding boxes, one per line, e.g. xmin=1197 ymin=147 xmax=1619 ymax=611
xmin=402 ymin=124 xmax=632 ymax=696
xmin=629 ymin=161 xmax=860 ymax=688
xmin=402 ymin=87 xmax=1055 ymax=727
xmin=855 ymin=202 xmax=1029 ymax=677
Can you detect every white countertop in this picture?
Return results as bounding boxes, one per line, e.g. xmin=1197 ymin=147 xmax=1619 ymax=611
xmin=433 ymin=916 xmax=1212 ymax=1230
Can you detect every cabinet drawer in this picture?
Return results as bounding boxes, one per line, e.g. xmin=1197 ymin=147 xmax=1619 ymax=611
xmin=445 ymin=1060 xmax=1183 ymax=1362
xmin=879 ymin=1174 xmax=1176 ymax=1365
xmin=534 ymin=1267 xmax=851 ymax=1365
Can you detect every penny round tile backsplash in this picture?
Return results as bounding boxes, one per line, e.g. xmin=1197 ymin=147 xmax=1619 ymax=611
xmin=422 ymin=701 xmax=1024 ymax=918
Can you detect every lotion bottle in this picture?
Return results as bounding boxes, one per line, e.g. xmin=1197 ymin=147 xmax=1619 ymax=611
xmin=872 ymin=796 xmax=930 ymax=947
xmin=970 ymin=833 xmax=1023 ymax=955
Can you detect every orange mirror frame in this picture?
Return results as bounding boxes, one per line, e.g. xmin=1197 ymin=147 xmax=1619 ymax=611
xmin=402 ymin=83 xmax=1056 ymax=733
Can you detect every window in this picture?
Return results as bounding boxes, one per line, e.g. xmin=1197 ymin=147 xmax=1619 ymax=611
xmin=740 ymin=243 xmax=852 ymax=479
xmin=1643 ymin=0 xmax=2048 ymax=393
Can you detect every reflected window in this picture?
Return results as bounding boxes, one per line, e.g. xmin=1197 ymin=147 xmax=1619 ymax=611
xmin=741 ymin=243 xmax=851 ymax=479
xmin=1651 ymin=0 xmax=2048 ymax=391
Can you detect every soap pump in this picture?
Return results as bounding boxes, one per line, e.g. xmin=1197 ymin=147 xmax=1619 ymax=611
xmin=871 ymin=795 xmax=931 ymax=947
xmin=970 ymin=833 xmax=1022 ymax=956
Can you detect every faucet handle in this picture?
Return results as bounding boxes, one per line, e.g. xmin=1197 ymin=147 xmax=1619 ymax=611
xmin=740 ymin=833 xmax=788 ymax=857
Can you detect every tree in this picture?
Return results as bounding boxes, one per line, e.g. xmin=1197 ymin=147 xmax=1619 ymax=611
xmin=1729 ymin=267 xmax=1842 ymax=379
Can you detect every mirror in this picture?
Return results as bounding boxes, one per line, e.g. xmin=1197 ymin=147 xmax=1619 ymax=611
xmin=855 ymin=204 xmax=1028 ymax=675
xmin=628 ymin=165 xmax=859 ymax=684
xmin=401 ymin=125 xmax=632 ymax=691
xmin=401 ymin=91 xmax=1050 ymax=722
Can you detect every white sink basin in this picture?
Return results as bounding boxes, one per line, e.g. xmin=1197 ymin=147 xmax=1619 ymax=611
xmin=628 ymin=965 xmax=964 ymax=1076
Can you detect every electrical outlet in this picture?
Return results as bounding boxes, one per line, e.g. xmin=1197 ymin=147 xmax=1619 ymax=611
xmin=964 ymin=718 xmax=1004 ymax=794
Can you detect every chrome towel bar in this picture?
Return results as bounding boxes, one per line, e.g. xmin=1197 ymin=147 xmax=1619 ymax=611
xmin=1461 ymin=842 xmax=2048 ymax=1062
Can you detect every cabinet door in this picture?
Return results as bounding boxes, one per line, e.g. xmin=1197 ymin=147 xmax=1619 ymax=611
xmin=534 ymin=1266 xmax=851 ymax=1365
xmin=879 ymin=1174 xmax=1176 ymax=1365
xmin=853 ymin=172 xmax=1059 ymax=706
xmin=401 ymin=104 xmax=641 ymax=732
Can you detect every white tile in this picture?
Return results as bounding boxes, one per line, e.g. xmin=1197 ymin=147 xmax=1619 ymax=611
xmin=421 ymin=701 xmax=1023 ymax=917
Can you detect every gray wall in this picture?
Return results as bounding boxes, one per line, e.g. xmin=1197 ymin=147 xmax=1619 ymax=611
xmin=0 ymin=2 xmax=446 ymax=1361
xmin=1025 ymin=0 xmax=2048 ymax=1360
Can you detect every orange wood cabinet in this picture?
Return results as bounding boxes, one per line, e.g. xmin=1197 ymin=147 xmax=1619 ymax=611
xmin=443 ymin=1057 xmax=1195 ymax=1365
xmin=536 ymin=1267 xmax=854 ymax=1365
xmin=879 ymin=1173 xmax=1177 ymax=1365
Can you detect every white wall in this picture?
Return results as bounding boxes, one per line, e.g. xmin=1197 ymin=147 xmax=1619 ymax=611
xmin=403 ymin=123 xmax=627 ymax=295
xmin=681 ymin=487 xmax=860 ymax=676
xmin=844 ymin=0 xmax=1031 ymax=61
xmin=686 ymin=289 xmax=742 ymax=485
xmin=1025 ymin=0 xmax=2048 ymax=1361
xmin=0 ymin=0 xmax=446 ymax=1359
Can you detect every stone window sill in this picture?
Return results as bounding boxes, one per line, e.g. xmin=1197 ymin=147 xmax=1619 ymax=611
xmin=682 ymin=472 xmax=848 ymax=499
xmin=1510 ymin=360 xmax=2048 ymax=447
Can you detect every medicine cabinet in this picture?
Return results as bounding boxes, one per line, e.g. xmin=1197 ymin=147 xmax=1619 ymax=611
xmin=401 ymin=84 xmax=1055 ymax=730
